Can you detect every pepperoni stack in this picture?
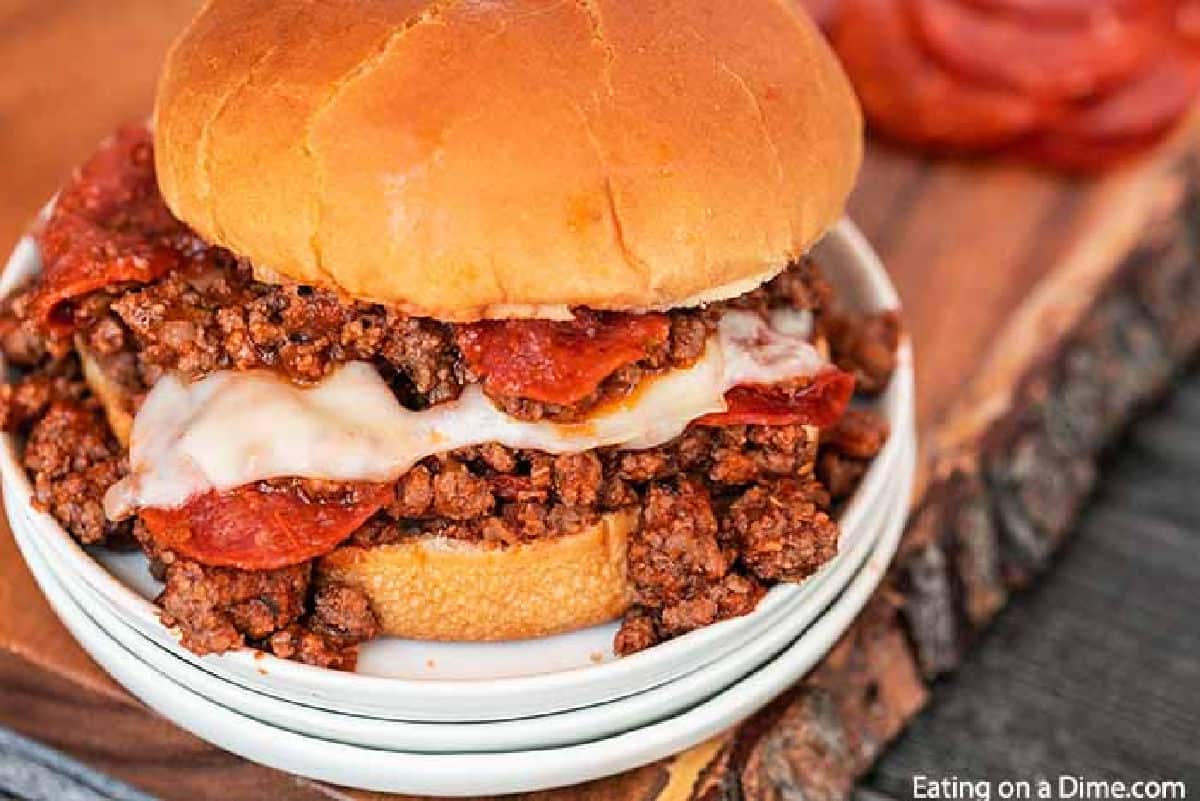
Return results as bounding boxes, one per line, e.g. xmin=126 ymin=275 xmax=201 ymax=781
xmin=814 ymin=0 xmax=1200 ymax=171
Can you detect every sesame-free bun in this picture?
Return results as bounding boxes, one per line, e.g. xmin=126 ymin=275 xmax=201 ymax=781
xmin=317 ymin=511 xmax=637 ymax=641
xmin=77 ymin=341 xmax=134 ymax=446
xmin=153 ymin=0 xmax=862 ymax=320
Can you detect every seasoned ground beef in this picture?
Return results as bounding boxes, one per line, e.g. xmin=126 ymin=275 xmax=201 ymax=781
xmin=100 ymin=257 xmax=463 ymax=406
xmin=817 ymin=409 xmax=891 ymax=502
xmin=613 ymin=606 xmax=660 ymax=655
xmin=1 ymin=264 xmax=896 ymax=665
xmin=0 ymin=369 xmax=86 ymax=433
xmin=823 ymin=408 xmax=891 ymax=460
xmin=60 ymin=252 xmax=827 ymax=422
xmin=309 ymin=584 xmax=382 ymax=644
xmin=553 ymin=452 xmax=603 ymax=506
xmin=20 ymin=394 xmax=129 ymax=546
xmin=267 ymin=624 xmax=358 ymax=671
xmin=629 ymin=480 xmax=731 ymax=611
xmin=157 ymin=559 xmax=310 ymax=654
xmin=618 ymin=480 xmax=768 ymax=649
xmin=728 ymin=258 xmax=835 ymax=318
xmin=268 ymin=584 xmax=381 ymax=670
xmin=340 ymin=423 xmax=818 ymax=553
xmin=827 ymin=309 xmax=902 ymax=396
xmin=725 ymin=479 xmax=838 ymax=581
xmin=658 ymin=574 xmax=764 ymax=642
xmin=0 ymin=309 xmax=62 ymax=368
xmin=152 ymin=548 xmax=379 ymax=670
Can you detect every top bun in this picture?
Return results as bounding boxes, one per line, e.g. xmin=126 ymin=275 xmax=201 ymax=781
xmin=154 ymin=0 xmax=862 ymax=320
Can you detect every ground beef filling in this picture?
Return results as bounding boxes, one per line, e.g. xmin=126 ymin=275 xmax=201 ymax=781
xmin=0 ymin=338 xmax=127 ymax=546
xmin=25 ymin=400 xmax=128 ymax=546
xmin=1 ymin=236 xmax=896 ymax=666
xmin=61 ymin=256 xmax=724 ymax=421
xmin=345 ymin=422 xmax=820 ymax=545
xmin=154 ymin=558 xmax=380 ymax=671
xmin=827 ymin=309 xmax=901 ymax=396
xmin=0 ymin=289 xmax=894 ymax=665
xmin=134 ymin=518 xmax=379 ymax=670
xmin=46 ymin=252 xmax=834 ymax=422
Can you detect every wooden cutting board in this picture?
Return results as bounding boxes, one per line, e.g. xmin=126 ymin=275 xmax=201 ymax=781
xmin=2 ymin=3 xmax=1199 ymax=799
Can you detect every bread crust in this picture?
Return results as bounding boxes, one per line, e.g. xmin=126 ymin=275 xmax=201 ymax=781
xmin=317 ymin=510 xmax=638 ymax=641
xmin=77 ymin=343 xmax=134 ymax=447
xmin=153 ymin=0 xmax=862 ymax=319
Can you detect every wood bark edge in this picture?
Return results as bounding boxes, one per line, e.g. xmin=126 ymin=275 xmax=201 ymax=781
xmin=653 ymin=152 xmax=1200 ymax=801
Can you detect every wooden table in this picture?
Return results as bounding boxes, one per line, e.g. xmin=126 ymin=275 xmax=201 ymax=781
xmin=867 ymin=373 xmax=1200 ymax=795
xmin=1 ymin=3 xmax=1198 ymax=799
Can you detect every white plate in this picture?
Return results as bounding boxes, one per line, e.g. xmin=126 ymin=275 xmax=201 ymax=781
xmin=10 ymin=435 xmax=914 ymax=795
xmin=29 ymin=421 xmax=913 ymax=753
xmin=0 ymin=217 xmax=908 ymax=721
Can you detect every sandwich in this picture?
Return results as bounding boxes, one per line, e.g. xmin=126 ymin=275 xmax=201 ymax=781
xmin=0 ymin=0 xmax=898 ymax=669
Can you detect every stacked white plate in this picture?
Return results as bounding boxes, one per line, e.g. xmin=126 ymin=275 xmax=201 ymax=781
xmin=1 ymin=220 xmax=916 ymax=796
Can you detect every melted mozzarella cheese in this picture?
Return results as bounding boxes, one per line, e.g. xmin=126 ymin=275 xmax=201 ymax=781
xmin=103 ymin=311 xmax=828 ymax=518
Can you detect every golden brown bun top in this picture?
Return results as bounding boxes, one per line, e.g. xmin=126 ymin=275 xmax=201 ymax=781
xmin=154 ymin=0 xmax=862 ymax=319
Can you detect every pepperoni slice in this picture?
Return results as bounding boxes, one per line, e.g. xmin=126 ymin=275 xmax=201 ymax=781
xmin=31 ymin=223 xmax=181 ymax=331
xmin=456 ymin=310 xmax=670 ymax=406
xmin=909 ymin=0 xmax=1157 ymax=101
xmin=832 ymin=0 xmax=1047 ymax=151
xmin=696 ymin=369 xmax=856 ymax=429
xmin=1178 ymin=0 xmax=1200 ymax=52
xmin=31 ymin=126 xmax=183 ymax=331
xmin=960 ymin=0 xmax=1154 ymax=24
xmin=139 ymin=483 xmax=392 ymax=570
xmin=1060 ymin=48 xmax=1200 ymax=141
xmin=1014 ymin=47 xmax=1200 ymax=172
xmin=1011 ymin=130 xmax=1167 ymax=173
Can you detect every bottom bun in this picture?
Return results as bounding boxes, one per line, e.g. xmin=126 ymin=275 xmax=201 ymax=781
xmin=317 ymin=510 xmax=638 ymax=642
xmin=78 ymin=342 xmax=134 ymax=447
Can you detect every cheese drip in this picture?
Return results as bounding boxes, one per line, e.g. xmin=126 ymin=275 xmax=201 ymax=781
xmin=104 ymin=310 xmax=823 ymax=518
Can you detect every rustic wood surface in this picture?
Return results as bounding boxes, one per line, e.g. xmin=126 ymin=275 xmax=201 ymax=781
xmin=863 ymin=373 xmax=1200 ymax=797
xmin=0 ymin=3 xmax=1197 ymax=800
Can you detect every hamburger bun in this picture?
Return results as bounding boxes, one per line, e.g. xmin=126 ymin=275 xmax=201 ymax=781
xmin=153 ymin=0 xmax=863 ymax=320
xmin=77 ymin=340 xmax=134 ymax=446
xmin=317 ymin=511 xmax=638 ymax=641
